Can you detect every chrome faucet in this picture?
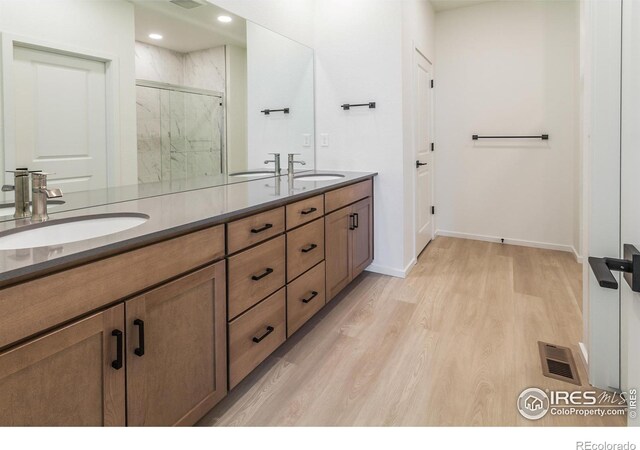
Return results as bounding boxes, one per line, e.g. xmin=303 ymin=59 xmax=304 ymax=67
xmin=31 ymin=172 xmax=62 ymax=222
xmin=264 ymin=153 xmax=281 ymax=175
xmin=287 ymin=153 xmax=306 ymax=179
xmin=2 ymin=168 xmax=33 ymax=219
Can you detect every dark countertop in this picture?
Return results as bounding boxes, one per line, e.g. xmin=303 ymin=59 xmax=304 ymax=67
xmin=0 ymin=171 xmax=376 ymax=288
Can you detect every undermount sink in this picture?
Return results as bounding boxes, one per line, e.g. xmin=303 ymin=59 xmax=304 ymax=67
xmin=0 ymin=200 xmax=65 ymax=218
xmin=229 ymin=171 xmax=275 ymax=177
xmin=0 ymin=212 xmax=149 ymax=250
xmin=294 ymin=174 xmax=345 ymax=181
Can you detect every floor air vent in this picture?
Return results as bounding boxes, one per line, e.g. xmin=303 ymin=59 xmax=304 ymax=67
xmin=538 ymin=341 xmax=581 ymax=386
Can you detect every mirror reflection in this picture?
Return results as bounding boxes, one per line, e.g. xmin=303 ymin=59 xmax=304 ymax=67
xmin=0 ymin=0 xmax=314 ymax=220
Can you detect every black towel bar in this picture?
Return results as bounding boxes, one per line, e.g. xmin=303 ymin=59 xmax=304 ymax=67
xmin=472 ymin=134 xmax=549 ymax=140
xmin=261 ymin=108 xmax=290 ymax=115
xmin=341 ymin=102 xmax=376 ymax=110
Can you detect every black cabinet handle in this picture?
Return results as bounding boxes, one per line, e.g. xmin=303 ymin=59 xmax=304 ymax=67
xmin=302 ymin=291 xmax=319 ymax=304
xmin=252 ymin=326 xmax=274 ymax=343
xmin=251 ymin=223 xmax=273 ymax=234
xmin=134 ymin=319 xmax=145 ymax=357
xmin=111 ymin=329 xmax=123 ymax=370
xmin=416 ymin=160 xmax=428 ymax=168
xmin=349 ymin=214 xmax=355 ymax=231
xmin=301 ymin=207 xmax=317 ymax=215
xmin=251 ymin=267 xmax=274 ymax=281
xmin=354 ymin=213 xmax=359 ymax=229
xmin=301 ymin=243 xmax=318 ymax=253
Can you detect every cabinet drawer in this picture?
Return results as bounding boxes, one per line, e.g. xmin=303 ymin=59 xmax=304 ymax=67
xmin=286 ymin=195 xmax=324 ymax=230
xmin=286 ymin=218 xmax=324 ymax=281
xmin=227 ymin=207 xmax=285 ymax=254
xmin=228 ymin=288 xmax=286 ymax=388
xmin=287 ymin=262 xmax=326 ymax=337
xmin=228 ymin=235 xmax=285 ymax=319
xmin=324 ymin=179 xmax=372 ymax=213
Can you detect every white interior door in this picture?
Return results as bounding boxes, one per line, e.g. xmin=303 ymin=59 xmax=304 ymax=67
xmin=10 ymin=45 xmax=108 ymax=192
xmin=415 ymin=50 xmax=434 ymax=256
xmin=620 ymin=0 xmax=640 ymax=427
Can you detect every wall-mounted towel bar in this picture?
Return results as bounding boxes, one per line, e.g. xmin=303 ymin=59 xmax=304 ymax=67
xmin=472 ymin=134 xmax=549 ymax=140
xmin=261 ymin=108 xmax=290 ymax=115
xmin=341 ymin=102 xmax=376 ymax=110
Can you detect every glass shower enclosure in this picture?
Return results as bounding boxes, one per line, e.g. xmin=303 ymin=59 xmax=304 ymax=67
xmin=136 ymin=80 xmax=225 ymax=184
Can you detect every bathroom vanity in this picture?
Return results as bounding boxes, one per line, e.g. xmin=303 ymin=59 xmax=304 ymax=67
xmin=0 ymin=172 xmax=375 ymax=426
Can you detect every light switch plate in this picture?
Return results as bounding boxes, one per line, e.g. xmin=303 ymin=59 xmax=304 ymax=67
xmin=320 ymin=133 xmax=329 ymax=147
xmin=303 ymin=134 xmax=311 ymax=147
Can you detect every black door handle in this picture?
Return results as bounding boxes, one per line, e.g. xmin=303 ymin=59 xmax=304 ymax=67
xmin=416 ymin=160 xmax=428 ymax=168
xmin=302 ymin=291 xmax=319 ymax=304
xmin=301 ymin=207 xmax=317 ymax=215
xmin=134 ymin=319 xmax=145 ymax=357
xmin=251 ymin=267 xmax=274 ymax=281
xmin=301 ymin=243 xmax=318 ymax=253
xmin=111 ymin=329 xmax=123 ymax=370
xmin=252 ymin=326 xmax=274 ymax=343
xmin=349 ymin=214 xmax=355 ymax=231
xmin=354 ymin=213 xmax=359 ymax=229
xmin=251 ymin=223 xmax=273 ymax=234
xmin=589 ymin=244 xmax=640 ymax=292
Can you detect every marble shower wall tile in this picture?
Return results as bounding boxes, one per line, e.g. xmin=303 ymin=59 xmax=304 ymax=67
xmin=135 ymin=42 xmax=184 ymax=85
xmin=184 ymin=46 xmax=226 ymax=93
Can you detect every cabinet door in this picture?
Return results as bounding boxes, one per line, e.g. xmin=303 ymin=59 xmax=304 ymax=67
xmin=351 ymin=197 xmax=373 ymax=278
xmin=0 ymin=305 xmax=125 ymax=426
xmin=325 ymin=206 xmax=353 ymax=301
xmin=126 ymin=261 xmax=227 ymax=426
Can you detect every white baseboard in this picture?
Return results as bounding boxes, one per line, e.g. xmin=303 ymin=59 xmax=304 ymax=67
xmin=579 ymin=341 xmax=589 ymax=368
xmin=572 ymin=247 xmax=584 ymax=264
xmin=435 ymin=229 xmax=578 ymax=256
xmin=366 ymin=258 xmax=416 ymax=279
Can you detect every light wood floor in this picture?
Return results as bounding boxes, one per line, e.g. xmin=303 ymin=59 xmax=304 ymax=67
xmin=199 ymin=237 xmax=624 ymax=426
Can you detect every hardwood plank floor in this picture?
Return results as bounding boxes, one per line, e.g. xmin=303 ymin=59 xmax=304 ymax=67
xmin=199 ymin=237 xmax=624 ymax=426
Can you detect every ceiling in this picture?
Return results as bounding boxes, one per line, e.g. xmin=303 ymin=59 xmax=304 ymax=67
xmin=430 ymin=0 xmax=494 ymax=12
xmin=133 ymin=0 xmax=246 ymax=53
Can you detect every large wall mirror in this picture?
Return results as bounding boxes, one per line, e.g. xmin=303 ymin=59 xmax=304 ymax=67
xmin=0 ymin=0 xmax=314 ymax=220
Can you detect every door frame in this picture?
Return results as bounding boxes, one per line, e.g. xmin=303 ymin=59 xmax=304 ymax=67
xmin=412 ymin=45 xmax=435 ymax=259
xmin=0 ymin=32 xmax=120 ymax=187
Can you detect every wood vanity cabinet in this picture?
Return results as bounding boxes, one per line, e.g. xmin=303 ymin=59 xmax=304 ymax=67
xmin=0 ymin=305 xmax=126 ymax=426
xmin=326 ymin=196 xmax=373 ymax=301
xmin=125 ymin=262 xmax=226 ymax=426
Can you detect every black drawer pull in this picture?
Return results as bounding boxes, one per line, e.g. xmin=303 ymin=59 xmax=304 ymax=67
xmin=252 ymin=326 xmax=274 ymax=343
xmin=251 ymin=267 xmax=274 ymax=281
xmin=354 ymin=213 xmax=359 ymax=229
xmin=349 ymin=214 xmax=355 ymax=230
xmin=111 ymin=329 xmax=123 ymax=370
xmin=302 ymin=291 xmax=319 ymax=304
xmin=251 ymin=223 xmax=273 ymax=234
xmin=301 ymin=207 xmax=317 ymax=215
xmin=301 ymin=243 xmax=318 ymax=253
xmin=134 ymin=319 xmax=145 ymax=357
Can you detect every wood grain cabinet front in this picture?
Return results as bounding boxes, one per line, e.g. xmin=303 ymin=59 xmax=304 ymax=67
xmin=0 ymin=305 xmax=126 ymax=426
xmin=325 ymin=196 xmax=373 ymax=301
xmin=228 ymin=288 xmax=286 ymax=389
xmin=287 ymin=262 xmax=326 ymax=337
xmin=286 ymin=195 xmax=324 ymax=230
xmin=227 ymin=207 xmax=285 ymax=254
xmin=125 ymin=262 xmax=227 ymax=427
xmin=228 ymin=235 xmax=286 ymax=319
xmin=286 ymin=218 xmax=325 ymax=282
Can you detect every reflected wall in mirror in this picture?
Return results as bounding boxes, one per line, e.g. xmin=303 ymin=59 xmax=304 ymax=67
xmin=0 ymin=0 xmax=314 ymax=220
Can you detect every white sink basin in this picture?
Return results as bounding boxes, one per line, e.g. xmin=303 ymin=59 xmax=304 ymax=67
xmin=295 ymin=174 xmax=345 ymax=181
xmin=229 ymin=171 xmax=274 ymax=177
xmin=0 ymin=213 xmax=149 ymax=250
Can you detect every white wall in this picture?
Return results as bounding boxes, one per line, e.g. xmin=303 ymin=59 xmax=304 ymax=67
xmin=434 ymin=0 xmax=580 ymax=254
xmin=246 ymin=22 xmax=314 ymax=170
xmin=0 ymin=0 xmax=137 ymax=185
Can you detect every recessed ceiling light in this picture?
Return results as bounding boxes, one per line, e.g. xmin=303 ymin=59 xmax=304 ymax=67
xmin=217 ymin=15 xmax=232 ymax=23
xmin=148 ymin=33 xmax=163 ymax=40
